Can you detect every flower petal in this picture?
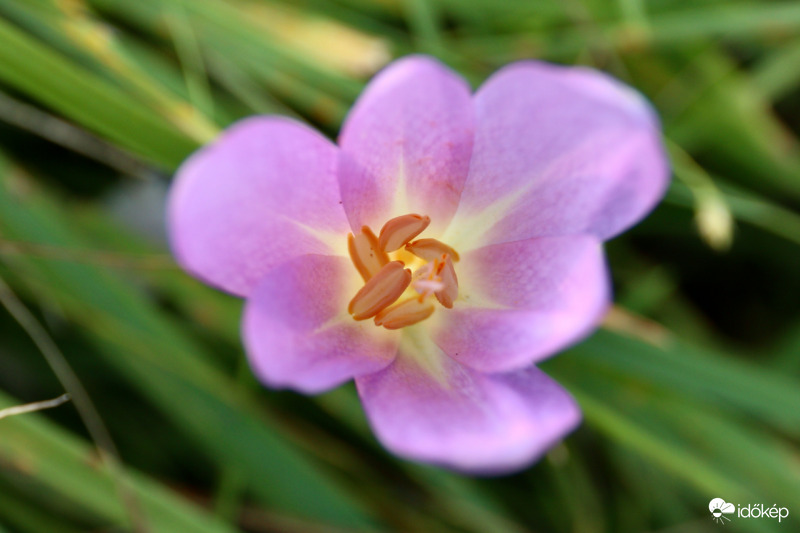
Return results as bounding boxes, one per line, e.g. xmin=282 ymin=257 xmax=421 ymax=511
xmin=243 ymin=254 xmax=399 ymax=394
xmin=445 ymin=61 xmax=669 ymax=251
xmin=433 ymin=236 xmax=609 ymax=373
xmin=168 ymin=117 xmax=349 ymax=297
xmin=339 ymin=55 xmax=474 ymax=234
xmin=357 ymin=345 xmax=581 ymax=474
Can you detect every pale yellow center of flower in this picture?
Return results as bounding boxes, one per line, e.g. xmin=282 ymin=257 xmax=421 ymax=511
xmin=347 ymin=214 xmax=460 ymax=329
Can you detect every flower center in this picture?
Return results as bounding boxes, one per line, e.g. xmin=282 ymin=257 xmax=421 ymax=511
xmin=347 ymin=213 xmax=460 ymax=330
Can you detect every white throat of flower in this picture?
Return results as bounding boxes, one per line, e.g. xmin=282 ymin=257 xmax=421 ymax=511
xmin=347 ymin=214 xmax=459 ymax=329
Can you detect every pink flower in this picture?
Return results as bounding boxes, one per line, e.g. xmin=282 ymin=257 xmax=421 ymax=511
xmin=168 ymin=56 xmax=668 ymax=474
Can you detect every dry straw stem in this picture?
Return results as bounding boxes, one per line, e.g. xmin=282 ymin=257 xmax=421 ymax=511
xmin=0 ymin=393 xmax=70 ymax=420
xmin=0 ymin=274 xmax=150 ymax=533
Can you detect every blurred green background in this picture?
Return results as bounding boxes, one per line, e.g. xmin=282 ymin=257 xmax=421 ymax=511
xmin=0 ymin=0 xmax=798 ymax=532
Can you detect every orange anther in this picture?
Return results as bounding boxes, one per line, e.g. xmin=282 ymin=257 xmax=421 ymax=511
xmin=378 ymin=214 xmax=431 ymax=253
xmin=374 ymin=297 xmax=436 ymax=330
xmin=405 ymin=238 xmax=460 ymax=262
xmin=348 ymin=261 xmax=411 ymax=320
xmin=348 ymin=226 xmax=389 ymax=282
xmin=435 ymin=254 xmax=458 ymax=309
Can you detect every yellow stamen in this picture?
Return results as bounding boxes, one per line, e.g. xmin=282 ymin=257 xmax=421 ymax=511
xmin=405 ymin=238 xmax=460 ymax=262
xmin=378 ymin=214 xmax=431 ymax=253
xmin=347 ymin=226 xmax=389 ymax=282
xmin=435 ymin=254 xmax=458 ymax=309
xmin=374 ymin=297 xmax=436 ymax=329
xmin=345 ymin=213 xmax=460 ymax=329
xmin=348 ymin=261 xmax=411 ymax=320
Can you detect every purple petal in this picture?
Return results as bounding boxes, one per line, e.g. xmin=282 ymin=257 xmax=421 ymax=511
xmin=339 ymin=55 xmax=474 ymax=234
xmin=168 ymin=117 xmax=349 ymax=297
xmin=357 ymin=349 xmax=581 ymax=474
xmin=446 ymin=61 xmax=669 ymax=250
xmin=433 ymin=236 xmax=609 ymax=373
xmin=243 ymin=254 xmax=399 ymax=394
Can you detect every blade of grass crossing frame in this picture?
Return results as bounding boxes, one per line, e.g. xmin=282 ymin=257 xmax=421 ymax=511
xmin=551 ymin=329 xmax=800 ymax=437
xmin=0 ymin=155 xmax=377 ymax=529
xmin=0 ymin=17 xmax=197 ymax=169
xmin=0 ymin=391 xmax=238 ymax=533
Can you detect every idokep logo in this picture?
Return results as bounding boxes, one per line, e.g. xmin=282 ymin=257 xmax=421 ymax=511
xmin=709 ymin=497 xmax=790 ymax=525
xmin=709 ymin=498 xmax=735 ymax=524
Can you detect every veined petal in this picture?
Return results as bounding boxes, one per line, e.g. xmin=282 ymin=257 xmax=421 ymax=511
xmin=445 ymin=61 xmax=669 ymax=251
xmin=433 ymin=236 xmax=609 ymax=373
xmin=357 ymin=347 xmax=581 ymax=474
xmin=168 ymin=117 xmax=349 ymax=297
xmin=339 ymin=56 xmax=474 ymax=234
xmin=243 ymin=254 xmax=399 ymax=394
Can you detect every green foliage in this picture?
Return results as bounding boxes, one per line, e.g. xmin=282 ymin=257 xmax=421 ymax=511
xmin=0 ymin=0 xmax=798 ymax=532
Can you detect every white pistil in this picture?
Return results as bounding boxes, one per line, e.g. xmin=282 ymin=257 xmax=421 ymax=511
xmin=412 ymin=279 xmax=445 ymax=296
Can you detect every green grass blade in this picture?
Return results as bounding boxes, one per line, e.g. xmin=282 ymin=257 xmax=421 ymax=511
xmin=0 ymin=16 xmax=198 ymax=168
xmin=0 ymin=154 xmax=377 ymax=529
xmin=0 ymin=391 xmax=239 ymax=533
xmin=551 ymin=329 xmax=800 ymax=437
